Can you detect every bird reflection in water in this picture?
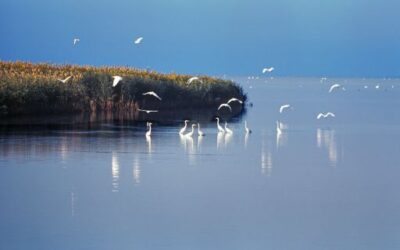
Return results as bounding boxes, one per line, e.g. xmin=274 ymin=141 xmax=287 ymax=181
xmin=316 ymin=128 xmax=338 ymax=167
xmin=261 ymin=136 xmax=273 ymax=176
xmin=217 ymin=132 xmax=224 ymax=150
xmin=146 ymin=136 xmax=153 ymax=158
xmin=224 ymin=132 xmax=233 ymax=148
xmin=70 ymin=191 xmax=77 ymax=217
xmin=111 ymin=152 xmax=120 ymax=192
xmin=132 ymin=157 xmax=141 ymax=185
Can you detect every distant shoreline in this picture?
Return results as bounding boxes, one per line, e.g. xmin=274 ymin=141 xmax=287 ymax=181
xmin=0 ymin=61 xmax=245 ymax=121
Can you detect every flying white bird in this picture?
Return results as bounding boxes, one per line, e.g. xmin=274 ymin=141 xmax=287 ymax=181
xmin=185 ymin=124 xmax=196 ymax=137
xmin=279 ymin=104 xmax=291 ymax=113
xmin=216 ymin=117 xmax=225 ymax=133
xmin=262 ymin=67 xmax=274 ymax=74
xmin=187 ymin=77 xmax=202 ymax=84
xmin=134 ymin=37 xmax=143 ymax=44
xmin=142 ymin=91 xmax=162 ymax=100
xmin=58 ymin=76 xmax=72 ymax=83
xmin=138 ymin=108 xmax=158 ymax=114
xmin=245 ymin=121 xmax=251 ymax=134
xmin=197 ymin=123 xmax=205 ymax=136
xmin=218 ymin=103 xmax=232 ymax=112
xmin=329 ymin=84 xmax=341 ymax=93
xmin=179 ymin=120 xmax=189 ymax=135
xmin=224 ymin=122 xmax=233 ymax=134
xmin=227 ymin=98 xmax=243 ymax=105
xmin=317 ymin=112 xmax=335 ymax=119
xmin=73 ymin=38 xmax=80 ymax=45
xmin=112 ymin=76 xmax=123 ymax=87
xmin=146 ymin=122 xmax=152 ymax=137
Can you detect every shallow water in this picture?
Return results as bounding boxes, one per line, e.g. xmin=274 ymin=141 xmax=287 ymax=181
xmin=1 ymin=77 xmax=400 ymax=250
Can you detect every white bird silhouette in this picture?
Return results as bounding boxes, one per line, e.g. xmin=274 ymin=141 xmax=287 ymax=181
xmin=317 ymin=112 xmax=335 ymax=119
xmin=216 ymin=117 xmax=225 ymax=133
xmin=179 ymin=120 xmax=189 ymax=135
xmin=276 ymin=121 xmax=282 ymax=135
xmin=187 ymin=77 xmax=202 ymax=84
xmin=185 ymin=124 xmax=196 ymax=137
xmin=146 ymin=122 xmax=152 ymax=137
xmin=73 ymin=38 xmax=80 ymax=45
xmin=262 ymin=67 xmax=274 ymax=74
xmin=138 ymin=108 xmax=158 ymax=114
xmin=224 ymin=122 xmax=233 ymax=134
xmin=245 ymin=121 xmax=251 ymax=134
xmin=218 ymin=103 xmax=232 ymax=112
xmin=197 ymin=123 xmax=205 ymax=136
xmin=279 ymin=104 xmax=291 ymax=113
xmin=375 ymin=84 xmax=380 ymax=89
xmin=142 ymin=91 xmax=162 ymax=100
xmin=134 ymin=37 xmax=143 ymax=44
xmin=227 ymin=98 xmax=243 ymax=105
xmin=58 ymin=76 xmax=72 ymax=83
xmin=112 ymin=76 xmax=123 ymax=87
xmin=329 ymin=84 xmax=341 ymax=93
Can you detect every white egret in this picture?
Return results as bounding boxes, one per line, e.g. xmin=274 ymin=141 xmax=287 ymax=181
xmin=197 ymin=123 xmax=205 ymax=136
xmin=185 ymin=124 xmax=196 ymax=137
xmin=245 ymin=121 xmax=252 ymax=134
xmin=276 ymin=121 xmax=282 ymax=135
xmin=279 ymin=104 xmax=291 ymax=113
xmin=138 ymin=108 xmax=158 ymax=114
xmin=227 ymin=98 xmax=243 ymax=105
xmin=73 ymin=38 xmax=80 ymax=45
xmin=215 ymin=117 xmax=225 ymax=133
xmin=187 ymin=77 xmax=202 ymax=84
xmin=58 ymin=76 xmax=72 ymax=83
xmin=375 ymin=84 xmax=380 ymax=89
xmin=329 ymin=84 xmax=341 ymax=93
xmin=218 ymin=103 xmax=232 ymax=112
xmin=179 ymin=120 xmax=189 ymax=135
xmin=145 ymin=122 xmax=152 ymax=137
xmin=262 ymin=67 xmax=274 ymax=74
xmin=142 ymin=91 xmax=162 ymax=100
xmin=320 ymin=77 xmax=328 ymax=83
xmin=112 ymin=76 xmax=123 ymax=87
xmin=317 ymin=112 xmax=335 ymax=119
xmin=134 ymin=37 xmax=143 ymax=44
xmin=224 ymin=122 xmax=233 ymax=134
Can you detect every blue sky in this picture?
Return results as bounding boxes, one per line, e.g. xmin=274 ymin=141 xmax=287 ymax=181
xmin=1 ymin=0 xmax=399 ymax=77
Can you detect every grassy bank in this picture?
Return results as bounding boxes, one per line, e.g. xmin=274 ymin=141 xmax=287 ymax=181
xmin=0 ymin=61 xmax=245 ymax=117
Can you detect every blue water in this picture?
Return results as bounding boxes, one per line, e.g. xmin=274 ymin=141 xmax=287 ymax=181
xmin=1 ymin=77 xmax=400 ymax=249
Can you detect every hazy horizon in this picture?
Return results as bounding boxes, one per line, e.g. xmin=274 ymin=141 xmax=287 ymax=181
xmin=1 ymin=0 xmax=399 ymax=77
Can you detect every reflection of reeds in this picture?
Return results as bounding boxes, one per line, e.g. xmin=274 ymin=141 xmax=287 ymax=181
xmin=0 ymin=61 xmax=246 ymax=116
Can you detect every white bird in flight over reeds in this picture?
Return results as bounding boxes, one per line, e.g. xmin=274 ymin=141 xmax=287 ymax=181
xmin=58 ymin=76 xmax=72 ymax=83
xmin=262 ymin=67 xmax=274 ymax=74
xmin=73 ymin=38 xmax=80 ymax=45
xmin=224 ymin=122 xmax=233 ymax=134
xmin=329 ymin=84 xmax=341 ymax=93
xmin=216 ymin=117 xmax=225 ymax=133
xmin=179 ymin=120 xmax=189 ymax=135
xmin=279 ymin=104 xmax=291 ymax=113
xmin=112 ymin=76 xmax=123 ymax=87
xmin=134 ymin=37 xmax=143 ymax=44
xmin=317 ymin=112 xmax=335 ymax=119
xmin=227 ymin=98 xmax=243 ymax=105
xmin=142 ymin=91 xmax=162 ymax=100
xmin=187 ymin=77 xmax=202 ymax=84
xmin=138 ymin=108 xmax=158 ymax=114
xmin=218 ymin=103 xmax=232 ymax=112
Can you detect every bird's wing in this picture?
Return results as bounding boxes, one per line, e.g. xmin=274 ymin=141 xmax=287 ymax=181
xmin=317 ymin=113 xmax=323 ymax=119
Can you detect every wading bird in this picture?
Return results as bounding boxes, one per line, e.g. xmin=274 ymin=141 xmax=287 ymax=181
xmin=179 ymin=120 xmax=189 ymax=135
xmin=276 ymin=121 xmax=282 ymax=135
xmin=146 ymin=122 xmax=152 ymax=137
xmin=227 ymin=98 xmax=243 ymax=105
xmin=218 ymin=103 xmax=232 ymax=112
xmin=216 ymin=117 xmax=225 ymax=133
xmin=279 ymin=104 xmax=291 ymax=113
xmin=317 ymin=112 xmax=335 ymax=119
xmin=185 ymin=124 xmax=196 ymax=137
xmin=112 ymin=76 xmax=123 ymax=87
xmin=58 ymin=76 xmax=72 ymax=83
xmin=224 ymin=122 xmax=233 ymax=134
xmin=197 ymin=123 xmax=205 ymax=136
xmin=142 ymin=91 xmax=162 ymax=100
xmin=262 ymin=67 xmax=274 ymax=74
xmin=134 ymin=37 xmax=143 ymax=44
xmin=245 ymin=121 xmax=251 ymax=134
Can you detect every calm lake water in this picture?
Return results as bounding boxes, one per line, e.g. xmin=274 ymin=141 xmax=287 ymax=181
xmin=1 ymin=77 xmax=400 ymax=250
